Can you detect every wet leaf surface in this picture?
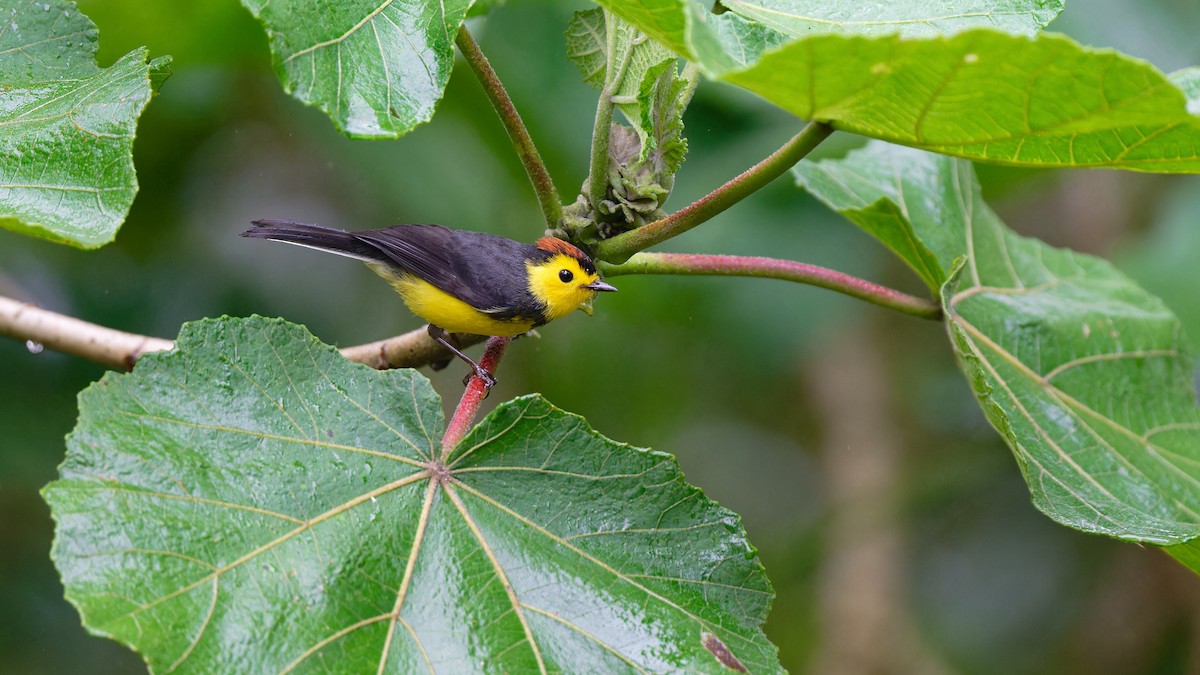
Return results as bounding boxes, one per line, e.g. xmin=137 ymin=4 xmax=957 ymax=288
xmin=797 ymin=143 xmax=1200 ymax=561
xmin=600 ymin=0 xmax=1200 ymax=172
xmin=0 ymin=0 xmax=163 ymax=248
xmin=240 ymin=0 xmax=472 ymax=139
xmin=44 ymin=316 xmax=781 ymax=672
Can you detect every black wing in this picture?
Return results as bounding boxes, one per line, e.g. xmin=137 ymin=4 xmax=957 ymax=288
xmin=356 ymin=225 xmax=540 ymax=314
xmin=354 ymin=224 xmax=459 ymax=290
xmin=244 ymin=220 xmax=541 ymax=315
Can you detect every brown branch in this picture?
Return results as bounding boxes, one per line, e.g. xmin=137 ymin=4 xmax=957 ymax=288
xmin=0 ymin=294 xmax=483 ymax=371
xmin=0 ymin=295 xmax=172 ymax=371
xmin=339 ymin=330 xmax=485 ymax=371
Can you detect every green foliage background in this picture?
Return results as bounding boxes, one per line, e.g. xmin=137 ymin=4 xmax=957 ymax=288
xmin=2 ymin=0 xmax=1200 ymax=672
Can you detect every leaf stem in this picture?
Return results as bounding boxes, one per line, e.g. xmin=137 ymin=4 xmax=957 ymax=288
xmin=0 ymin=293 xmax=486 ymax=371
xmin=587 ymin=92 xmax=616 ymax=212
xmin=602 ymin=252 xmax=942 ymax=320
xmin=586 ymin=10 xmax=638 ymax=213
xmin=440 ymin=336 xmax=510 ymax=459
xmin=596 ymin=121 xmax=835 ymax=263
xmin=455 ymin=26 xmax=562 ymax=228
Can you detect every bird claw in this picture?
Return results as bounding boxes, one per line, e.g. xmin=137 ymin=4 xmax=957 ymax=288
xmin=463 ymin=367 xmax=496 ymax=392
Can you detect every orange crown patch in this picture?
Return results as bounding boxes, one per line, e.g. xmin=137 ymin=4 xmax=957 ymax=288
xmin=535 ymin=237 xmax=589 ymax=261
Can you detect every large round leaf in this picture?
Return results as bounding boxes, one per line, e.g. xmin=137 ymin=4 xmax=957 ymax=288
xmin=44 ymin=316 xmax=779 ymax=672
xmin=598 ymin=0 xmax=1200 ymax=173
xmin=241 ymin=0 xmax=472 ymax=139
xmin=795 ymin=143 xmax=1200 ymax=563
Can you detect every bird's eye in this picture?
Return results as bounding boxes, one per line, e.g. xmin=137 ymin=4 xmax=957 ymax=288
xmin=559 ymin=269 xmax=574 ymax=283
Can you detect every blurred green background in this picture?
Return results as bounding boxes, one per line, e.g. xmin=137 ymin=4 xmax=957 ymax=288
xmin=3 ymin=1 xmax=1200 ymax=672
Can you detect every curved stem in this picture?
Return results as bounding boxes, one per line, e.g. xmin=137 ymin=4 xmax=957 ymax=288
xmin=0 ymin=293 xmax=487 ymax=371
xmin=440 ymin=336 xmax=509 ymax=459
xmin=596 ymin=121 xmax=835 ymax=263
xmin=602 ymin=252 xmax=942 ymax=320
xmin=455 ymin=26 xmax=562 ymax=228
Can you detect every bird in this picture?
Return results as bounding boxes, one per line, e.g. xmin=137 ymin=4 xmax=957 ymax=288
xmin=241 ymin=219 xmax=617 ymax=385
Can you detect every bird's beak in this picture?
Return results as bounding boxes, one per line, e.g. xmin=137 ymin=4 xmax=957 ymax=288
xmin=582 ymin=280 xmax=618 ymax=293
xmin=578 ymin=279 xmax=615 ymax=316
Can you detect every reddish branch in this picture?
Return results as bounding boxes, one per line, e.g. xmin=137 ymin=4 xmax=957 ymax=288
xmin=440 ymin=336 xmax=510 ymax=459
xmin=605 ymin=252 xmax=942 ymax=320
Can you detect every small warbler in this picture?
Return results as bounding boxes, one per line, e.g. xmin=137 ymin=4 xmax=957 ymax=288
xmin=241 ymin=219 xmax=616 ymax=383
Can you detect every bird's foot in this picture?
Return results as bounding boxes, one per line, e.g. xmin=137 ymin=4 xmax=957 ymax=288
xmin=462 ymin=365 xmax=496 ymax=392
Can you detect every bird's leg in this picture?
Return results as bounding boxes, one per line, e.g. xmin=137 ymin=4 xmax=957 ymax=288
xmin=426 ymin=330 xmax=455 ymax=371
xmin=427 ymin=325 xmax=496 ymax=389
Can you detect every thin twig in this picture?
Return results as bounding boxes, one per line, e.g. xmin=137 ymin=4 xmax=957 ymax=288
xmin=0 ymin=294 xmax=487 ymax=371
xmin=602 ymin=252 xmax=942 ymax=320
xmin=596 ymin=121 xmax=835 ymax=263
xmin=440 ymin=336 xmax=509 ymax=459
xmin=455 ymin=26 xmax=562 ymax=228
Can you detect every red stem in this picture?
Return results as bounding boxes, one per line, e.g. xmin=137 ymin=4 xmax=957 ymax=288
xmin=606 ymin=252 xmax=942 ymax=320
xmin=439 ymin=336 xmax=510 ymax=459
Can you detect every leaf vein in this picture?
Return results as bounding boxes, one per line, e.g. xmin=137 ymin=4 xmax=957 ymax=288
xmin=445 ymin=483 xmax=547 ymax=674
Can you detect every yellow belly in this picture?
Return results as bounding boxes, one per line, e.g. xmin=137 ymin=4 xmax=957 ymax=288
xmin=370 ymin=265 xmax=536 ymax=336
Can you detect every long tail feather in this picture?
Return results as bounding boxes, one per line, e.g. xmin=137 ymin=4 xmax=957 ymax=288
xmin=241 ymin=219 xmax=385 ymax=263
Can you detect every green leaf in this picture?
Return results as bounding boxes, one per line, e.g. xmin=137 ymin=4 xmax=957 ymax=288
xmin=566 ymin=7 xmax=677 ymax=145
xmin=240 ymin=0 xmax=472 ymax=139
xmin=796 ymin=143 xmax=1200 ymax=556
xmin=708 ymin=11 xmax=789 ymax=67
xmin=596 ymin=0 xmax=738 ymax=72
xmin=726 ymin=31 xmax=1200 ymax=172
xmin=148 ymin=55 xmax=174 ymax=92
xmin=566 ymin=8 xmax=611 ymax=89
xmin=599 ymin=0 xmax=1200 ymax=172
xmin=637 ymin=63 xmax=688 ymax=175
xmin=0 ymin=0 xmax=164 ymax=249
xmin=44 ymin=316 xmax=780 ymax=672
xmin=718 ymin=0 xmax=1063 ymax=38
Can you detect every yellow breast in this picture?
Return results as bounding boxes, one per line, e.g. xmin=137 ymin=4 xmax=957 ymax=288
xmin=369 ymin=264 xmax=535 ymax=337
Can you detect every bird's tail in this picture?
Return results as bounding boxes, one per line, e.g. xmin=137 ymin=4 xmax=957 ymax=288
xmin=241 ymin=219 xmax=385 ymax=263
